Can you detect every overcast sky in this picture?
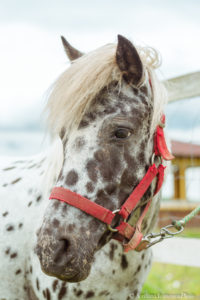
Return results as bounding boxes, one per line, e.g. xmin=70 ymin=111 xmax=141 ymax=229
xmin=0 ymin=0 xmax=200 ymax=134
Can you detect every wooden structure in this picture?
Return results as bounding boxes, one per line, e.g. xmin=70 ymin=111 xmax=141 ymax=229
xmin=158 ymin=141 xmax=200 ymax=228
xmin=158 ymin=72 xmax=200 ymax=228
xmin=171 ymin=140 xmax=200 ymax=200
xmin=164 ymin=71 xmax=200 ymax=102
xmin=164 ymin=71 xmax=200 ymax=201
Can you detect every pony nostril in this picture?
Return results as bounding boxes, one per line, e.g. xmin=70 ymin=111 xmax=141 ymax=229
xmin=61 ymin=238 xmax=70 ymax=252
xmin=53 ymin=239 xmax=70 ymax=264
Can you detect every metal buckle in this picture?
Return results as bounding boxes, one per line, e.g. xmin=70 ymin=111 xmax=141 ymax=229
xmin=107 ymin=209 xmax=120 ymax=232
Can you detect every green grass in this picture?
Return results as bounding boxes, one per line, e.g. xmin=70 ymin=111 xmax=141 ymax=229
xmin=140 ymin=262 xmax=200 ymax=298
xmin=180 ymin=227 xmax=200 ymax=239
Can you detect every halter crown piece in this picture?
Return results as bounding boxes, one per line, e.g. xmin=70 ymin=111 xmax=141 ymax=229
xmin=50 ymin=114 xmax=174 ymax=252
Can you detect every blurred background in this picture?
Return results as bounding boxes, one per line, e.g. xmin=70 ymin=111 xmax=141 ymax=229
xmin=1 ymin=0 xmax=200 ymax=202
xmin=1 ymin=0 xmax=200 ymax=295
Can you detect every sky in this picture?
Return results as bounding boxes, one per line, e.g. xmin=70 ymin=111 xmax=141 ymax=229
xmin=0 ymin=0 xmax=200 ymax=139
xmin=0 ymin=0 xmax=200 ymax=200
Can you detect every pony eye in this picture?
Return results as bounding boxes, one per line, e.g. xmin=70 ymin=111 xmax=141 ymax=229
xmin=114 ymin=128 xmax=131 ymax=139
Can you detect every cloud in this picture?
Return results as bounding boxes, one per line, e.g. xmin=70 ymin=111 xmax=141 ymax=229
xmin=0 ymin=0 xmax=200 ymax=134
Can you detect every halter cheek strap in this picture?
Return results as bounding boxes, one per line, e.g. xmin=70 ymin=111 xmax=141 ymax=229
xmin=49 ymin=114 xmax=174 ymax=252
xmin=154 ymin=115 xmax=174 ymax=161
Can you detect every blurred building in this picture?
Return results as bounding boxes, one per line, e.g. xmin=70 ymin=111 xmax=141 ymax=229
xmin=159 ymin=140 xmax=200 ymax=228
xmin=171 ymin=140 xmax=200 ymax=200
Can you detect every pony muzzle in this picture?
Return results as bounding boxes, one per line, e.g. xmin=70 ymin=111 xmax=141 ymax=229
xmin=35 ymin=227 xmax=94 ymax=282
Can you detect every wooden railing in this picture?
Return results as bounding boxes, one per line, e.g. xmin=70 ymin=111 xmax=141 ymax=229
xmin=164 ymin=71 xmax=200 ymax=101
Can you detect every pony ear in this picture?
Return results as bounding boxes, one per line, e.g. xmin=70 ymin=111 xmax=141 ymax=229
xmin=61 ymin=36 xmax=84 ymax=61
xmin=116 ymin=35 xmax=144 ymax=86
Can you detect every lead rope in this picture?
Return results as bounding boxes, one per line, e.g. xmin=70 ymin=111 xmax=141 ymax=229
xmin=136 ymin=205 xmax=200 ymax=251
xmin=172 ymin=205 xmax=200 ymax=230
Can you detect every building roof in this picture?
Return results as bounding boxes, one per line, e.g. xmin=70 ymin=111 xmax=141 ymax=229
xmin=171 ymin=140 xmax=200 ymax=157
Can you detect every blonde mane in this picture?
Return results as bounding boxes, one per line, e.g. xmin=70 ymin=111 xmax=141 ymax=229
xmin=45 ymin=42 xmax=167 ymax=139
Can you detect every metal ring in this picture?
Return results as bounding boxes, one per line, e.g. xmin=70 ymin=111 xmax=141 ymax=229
xmin=161 ymin=224 xmax=184 ymax=236
xmin=151 ymin=153 xmax=163 ymax=166
xmin=107 ymin=209 xmax=120 ymax=232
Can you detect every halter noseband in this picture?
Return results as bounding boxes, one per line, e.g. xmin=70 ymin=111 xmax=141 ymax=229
xmin=50 ymin=114 xmax=174 ymax=252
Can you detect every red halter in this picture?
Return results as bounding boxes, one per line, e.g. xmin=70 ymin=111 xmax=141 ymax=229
xmin=50 ymin=115 xmax=174 ymax=252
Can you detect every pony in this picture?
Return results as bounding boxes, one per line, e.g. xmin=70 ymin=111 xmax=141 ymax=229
xmin=0 ymin=35 xmax=168 ymax=300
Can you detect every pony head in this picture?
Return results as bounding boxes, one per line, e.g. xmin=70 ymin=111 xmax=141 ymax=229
xmin=35 ymin=35 xmax=167 ymax=282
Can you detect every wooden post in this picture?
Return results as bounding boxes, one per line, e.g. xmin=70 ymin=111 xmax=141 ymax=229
xmin=173 ymin=163 xmax=186 ymax=200
xmin=179 ymin=164 xmax=186 ymax=200
xmin=174 ymin=168 xmax=180 ymax=199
